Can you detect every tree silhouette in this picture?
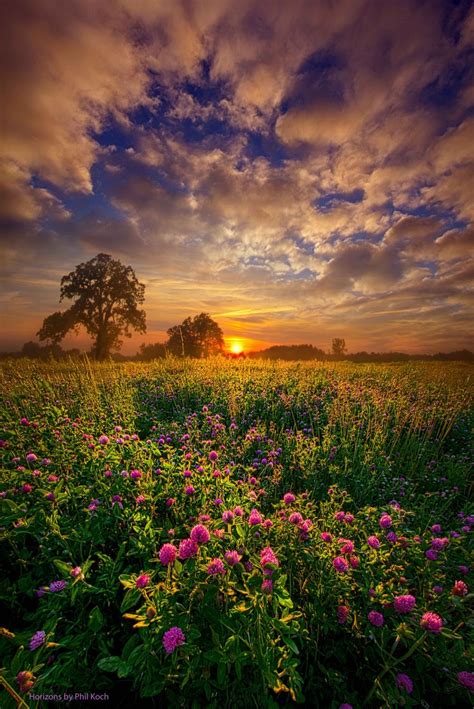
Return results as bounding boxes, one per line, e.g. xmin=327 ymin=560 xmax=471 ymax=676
xmin=37 ymin=253 xmax=146 ymax=360
xmin=167 ymin=313 xmax=224 ymax=357
xmin=332 ymin=338 xmax=347 ymax=357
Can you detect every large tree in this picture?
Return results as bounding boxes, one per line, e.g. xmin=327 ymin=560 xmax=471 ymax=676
xmin=167 ymin=313 xmax=224 ymax=358
xmin=37 ymin=253 xmax=146 ymax=360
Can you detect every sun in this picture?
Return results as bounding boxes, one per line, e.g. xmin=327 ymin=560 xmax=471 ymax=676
xmin=230 ymin=342 xmax=243 ymax=355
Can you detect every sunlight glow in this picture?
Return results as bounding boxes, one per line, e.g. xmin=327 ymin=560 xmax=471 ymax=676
xmin=230 ymin=341 xmax=243 ymax=354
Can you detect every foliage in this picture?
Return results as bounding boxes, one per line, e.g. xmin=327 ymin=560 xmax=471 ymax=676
xmin=0 ymin=359 xmax=473 ymax=707
xmin=332 ymin=338 xmax=347 ymax=357
xmin=167 ymin=313 xmax=224 ymax=358
xmin=37 ymin=253 xmax=146 ymax=360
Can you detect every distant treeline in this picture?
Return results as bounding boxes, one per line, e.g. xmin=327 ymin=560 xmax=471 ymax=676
xmin=0 ymin=341 xmax=473 ymax=363
xmin=247 ymin=345 xmax=474 ymax=362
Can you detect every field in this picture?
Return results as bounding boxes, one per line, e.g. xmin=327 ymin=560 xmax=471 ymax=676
xmin=0 ymin=359 xmax=473 ymax=708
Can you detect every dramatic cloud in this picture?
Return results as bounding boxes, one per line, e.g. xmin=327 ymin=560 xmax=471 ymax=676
xmin=0 ymin=0 xmax=473 ymax=353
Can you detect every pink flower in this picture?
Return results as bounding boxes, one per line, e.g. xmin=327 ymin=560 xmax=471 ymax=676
xmin=222 ymin=510 xmax=234 ymax=523
xmin=159 ymin=543 xmax=177 ymax=566
xmin=136 ymin=574 xmax=150 ymax=589
xmin=349 ymin=555 xmax=359 ymax=569
xmin=431 ymin=524 xmax=442 ymax=533
xmin=431 ymin=537 xmax=449 ymax=550
xmin=337 ymin=605 xmax=349 ymax=624
xmin=166 ymin=498 xmax=175 ymax=507
xmin=396 ymin=673 xmax=413 ymax=694
xmin=425 ymin=549 xmax=438 ymax=561
xmin=260 ymin=547 xmax=279 ymax=575
xmin=321 ymin=532 xmax=333 ymax=542
xmin=209 ymin=450 xmax=218 ymax=462
xmin=367 ymin=535 xmax=380 ymax=549
xmin=261 ymin=578 xmax=273 ymax=594
xmin=184 ymin=485 xmax=195 ymax=495
xmin=452 ymin=580 xmax=468 ymax=596
xmin=335 ymin=511 xmax=346 ymax=521
xmin=344 ymin=513 xmax=354 ymax=524
xmin=379 ymin=514 xmax=392 ymax=529
xmin=289 ymin=512 xmax=303 ymax=525
xmin=224 ymin=550 xmax=241 ymax=566
xmin=339 ymin=539 xmax=354 ymax=555
xmin=22 ymin=484 xmax=32 ymax=493
xmin=136 ymin=494 xmax=146 ymax=505
xmin=420 ymin=611 xmax=443 ymax=633
xmin=26 ymin=453 xmax=37 ymax=463
xmin=457 ymin=671 xmax=474 ymax=692
xmin=393 ymin=595 xmax=416 ymax=614
xmin=190 ymin=524 xmax=210 ymax=544
xmin=333 ymin=556 xmax=349 ymax=573
xmin=283 ymin=492 xmax=295 ymax=505
xmin=98 ymin=435 xmax=109 ymax=445
xmin=248 ymin=508 xmax=263 ymax=526
xmin=70 ymin=566 xmax=82 ymax=578
xmin=207 ymin=558 xmax=225 ymax=575
xmin=178 ymin=538 xmax=198 ymax=560
xmin=368 ymin=610 xmax=384 ymax=627
xmin=386 ymin=531 xmax=398 ymax=543
xmin=163 ymin=626 xmax=185 ymax=654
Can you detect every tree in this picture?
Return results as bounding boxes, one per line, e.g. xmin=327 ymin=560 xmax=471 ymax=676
xmin=37 ymin=253 xmax=146 ymax=360
xmin=167 ymin=313 xmax=224 ymax=358
xmin=332 ymin=338 xmax=347 ymax=357
xmin=138 ymin=342 xmax=167 ymax=361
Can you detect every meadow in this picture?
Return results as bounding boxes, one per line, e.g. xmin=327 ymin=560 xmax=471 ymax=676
xmin=0 ymin=358 xmax=472 ymax=708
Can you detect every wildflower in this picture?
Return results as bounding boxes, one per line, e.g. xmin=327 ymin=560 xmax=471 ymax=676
xmin=263 ymin=519 xmax=273 ymax=529
xmin=321 ymin=532 xmax=333 ymax=542
xmin=337 ymin=605 xmax=349 ymax=624
xmin=289 ymin=512 xmax=303 ymax=525
xmin=425 ymin=549 xmax=438 ymax=561
xmin=22 ymin=483 xmax=32 ymax=493
xmin=112 ymin=494 xmax=123 ymax=509
xmin=136 ymin=494 xmax=146 ymax=505
xmin=130 ymin=469 xmax=142 ymax=479
xmin=222 ymin=510 xmax=234 ymax=523
xmin=432 ymin=585 xmax=443 ymax=594
xmin=283 ymin=492 xmax=296 ymax=504
xmin=17 ymin=671 xmax=35 ymax=693
xmin=261 ymin=579 xmax=273 ymax=594
xmin=183 ymin=469 xmax=192 ymax=478
xmin=393 ymin=595 xmax=416 ymax=613
xmin=379 ymin=514 xmax=392 ymax=529
xmin=344 ymin=513 xmax=354 ymax=524
xmin=452 ymin=580 xmax=468 ymax=596
xmin=396 ymin=673 xmax=413 ymax=694
xmin=166 ymin=498 xmax=175 ymax=507
xmin=335 ymin=511 xmax=346 ymax=521
xmin=339 ymin=704 xmax=352 ymax=709
xmin=207 ymin=558 xmax=225 ymax=575
xmin=431 ymin=524 xmax=442 ymax=533
xmin=178 ymin=538 xmax=198 ymax=559
xmin=88 ymin=499 xmax=100 ymax=511
xmin=459 ymin=565 xmax=469 ymax=575
xmin=339 ymin=539 xmax=354 ymax=555
xmin=209 ymin=450 xmax=218 ymax=462
xmin=190 ymin=524 xmax=210 ymax=544
xmin=386 ymin=531 xmax=398 ymax=543
xmin=163 ymin=627 xmax=186 ymax=654
xmin=29 ymin=630 xmax=46 ymax=650
xmin=431 ymin=537 xmax=449 ymax=550
xmin=49 ymin=580 xmax=67 ymax=592
xmin=70 ymin=566 xmax=82 ymax=578
xmin=185 ymin=485 xmax=195 ymax=495
xmin=457 ymin=671 xmax=474 ymax=692
xmin=26 ymin=453 xmax=37 ymax=463
xmin=368 ymin=610 xmax=384 ymax=627
xmin=199 ymin=514 xmax=211 ymax=523
xmin=233 ymin=506 xmax=244 ymax=516
xmin=249 ymin=508 xmax=263 ymax=526
xmin=367 ymin=535 xmax=380 ymax=549
xmin=333 ymin=556 xmax=349 ymax=573
xmin=420 ymin=611 xmax=443 ymax=633
xmin=214 ymin=498 xmax=223 ymax=505
xmin=349 ymin=555 xmax=359 ymax=569
xmin=224 ymin=550 xmax=241 ymax=566
xmin=135 ymin=574 xmax=150 ymax=589
xmin=260 ymin=547 xmax=279 ymax=574
xmin=98 ymin=435 xmax=109 ymax=445
xmin=159 ymin=543 xmax=177 ymax=566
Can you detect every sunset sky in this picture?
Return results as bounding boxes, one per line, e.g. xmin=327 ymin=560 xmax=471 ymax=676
xmin=1 ymin=0 xmax=473 ymax=354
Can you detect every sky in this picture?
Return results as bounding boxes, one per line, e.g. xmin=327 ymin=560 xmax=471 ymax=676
xmin=1 ymin=0 xmax=473 ymax=355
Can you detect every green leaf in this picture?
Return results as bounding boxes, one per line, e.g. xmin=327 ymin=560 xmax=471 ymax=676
xmin=282 ymin=636 xmax=299 ymax=654
xmin=121 ymin=588 xmax=141 ymax=612
xmin=97 ymin=656 xmax=121 ymax=672
xmin=88 ymin=606 xmax=104 ymax=631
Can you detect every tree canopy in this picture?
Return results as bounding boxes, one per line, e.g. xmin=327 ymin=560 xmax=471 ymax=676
xmin=167 ymin=313 xmax=224 ymax=358
xmin=37 ymin=253 xmax=146 ymax=360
